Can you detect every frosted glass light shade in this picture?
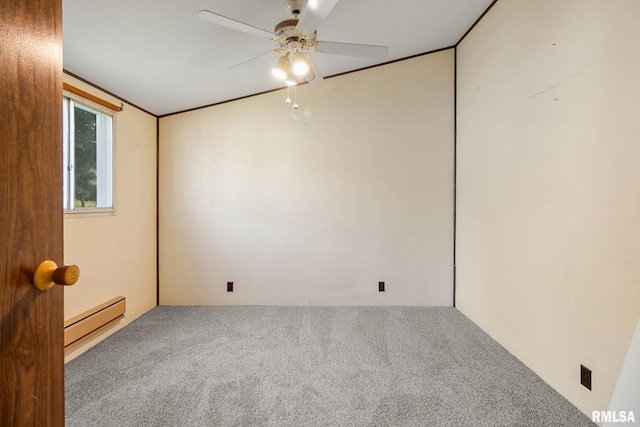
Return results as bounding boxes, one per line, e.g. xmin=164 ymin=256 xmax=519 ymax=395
xmin=291 ymin=52 xmax=310 ymax=76
xmin=272 ymin=55 xmax=290 ymax=80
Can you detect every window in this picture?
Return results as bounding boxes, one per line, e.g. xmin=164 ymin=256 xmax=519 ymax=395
xmin=62 ymin=95 xmax=113 ymax=211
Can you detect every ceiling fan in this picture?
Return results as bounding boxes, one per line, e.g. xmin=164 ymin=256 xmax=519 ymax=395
xmin=197 ymin=0 xmax=389 ymax=96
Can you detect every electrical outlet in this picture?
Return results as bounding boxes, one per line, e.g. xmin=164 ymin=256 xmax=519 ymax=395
xmin=580 ymin=364 xmax=591 ymax=390
xmin=378 ymin=281 xmax=385 ymax=292
xmin=227 ymin=282 xmax=233 ymax=292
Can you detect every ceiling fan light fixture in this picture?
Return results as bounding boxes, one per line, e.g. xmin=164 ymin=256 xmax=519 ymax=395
xmin=291 ymin=52 xmax=310 ymax=76
xmin=304 ymin=69 xmax=316 ymax=83
xmin=272 ymin=55 xmax=290 ymax=80
xmin=197 ymin=1 xmax=390 ymax=112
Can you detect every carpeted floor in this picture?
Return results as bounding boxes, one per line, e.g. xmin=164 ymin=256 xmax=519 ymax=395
xmin=65 ymin=306 xmax=595 ymax=426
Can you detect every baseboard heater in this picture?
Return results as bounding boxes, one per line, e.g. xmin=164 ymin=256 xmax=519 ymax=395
xmin=64 ymin=296 xmax=126 ymax=350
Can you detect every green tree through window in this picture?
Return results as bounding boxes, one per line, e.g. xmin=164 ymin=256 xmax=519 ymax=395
xmin=74 ymin=107 xmax=98 ymax=207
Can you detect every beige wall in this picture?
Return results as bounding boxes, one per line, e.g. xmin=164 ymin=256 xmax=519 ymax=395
xmin=63 ymin=74 xmax=157 ymax=362
xmin=456 ymin=0 xmax=640 ymax=418
xmin=159 ymin=50 xmax=455 ymax=306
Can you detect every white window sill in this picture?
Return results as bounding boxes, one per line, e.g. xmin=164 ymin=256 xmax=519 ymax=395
xmin=64 ymin=208 xmax=115 ymax=219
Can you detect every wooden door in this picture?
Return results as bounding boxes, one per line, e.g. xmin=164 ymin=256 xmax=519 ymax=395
xmin=0 ymin=0 xmax=64 ymax=426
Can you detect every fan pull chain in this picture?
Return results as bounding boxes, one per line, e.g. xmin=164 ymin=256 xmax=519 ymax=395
xmin=293 ymin=84 xmax=299 ymax=110
xmin=285 ymin=85 xmax=292 ymax=104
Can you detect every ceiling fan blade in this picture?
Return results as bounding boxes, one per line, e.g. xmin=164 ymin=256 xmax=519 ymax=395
xmin=316 ymin=41 xmax=389 ymax=59
xmin=197 ymin=10 xmax=274 ymax=39
xmin=295 ymin=0 xmax=340 ymax=36
xmin=229 ymin=50 xmax=275 ymax=70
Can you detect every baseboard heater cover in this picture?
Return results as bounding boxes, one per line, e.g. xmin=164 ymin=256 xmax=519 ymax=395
xmin=64 ymin=296 xmax=126 ymax=350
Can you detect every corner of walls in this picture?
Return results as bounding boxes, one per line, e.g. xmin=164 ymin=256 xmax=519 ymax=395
xmin=455 ymin=0 xmax=640 ymax=418
xmin=453 ymin=45 xmax=458 ymax=308
xmin=156 ymin=115 xmax=160 ymax=307
xmin=63 ymin=73 xmax=158 ymax=362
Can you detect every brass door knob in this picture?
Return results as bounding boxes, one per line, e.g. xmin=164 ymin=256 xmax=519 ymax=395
xmin=33 ymin=260 xmax=80 ymax=291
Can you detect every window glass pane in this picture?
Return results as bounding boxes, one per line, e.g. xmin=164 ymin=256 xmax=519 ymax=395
xmin=96 ymin=113 xmax=113 ymax=208
xmin=73 ymin=106 xmax=98 ymax=208
xmin=62 ymin=98 xmax=70 ymax=210
xmin=63 ymin=95 xmax=114 ymax=212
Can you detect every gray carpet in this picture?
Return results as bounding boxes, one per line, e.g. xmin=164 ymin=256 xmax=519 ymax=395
xmin=65 ymin=306 xmax=595 ymax=426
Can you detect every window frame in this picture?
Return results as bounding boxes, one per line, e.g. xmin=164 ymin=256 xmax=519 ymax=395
xmin=62 ymin=89 xmax=116 ymax=218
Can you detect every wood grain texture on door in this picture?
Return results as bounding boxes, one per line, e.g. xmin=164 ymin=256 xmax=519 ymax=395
xmin=0 ymin=0 xmax=64 ymax=425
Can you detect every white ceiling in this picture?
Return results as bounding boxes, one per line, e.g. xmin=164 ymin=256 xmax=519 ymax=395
xmin=63 ymin=0 xmax=493 ymax=116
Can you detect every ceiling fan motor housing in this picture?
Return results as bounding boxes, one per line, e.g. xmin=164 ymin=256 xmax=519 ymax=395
xmin=274 ymin=19 xmax=316 ymax=49
xmin=274 ymin=19 xmax=300 ymax=41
